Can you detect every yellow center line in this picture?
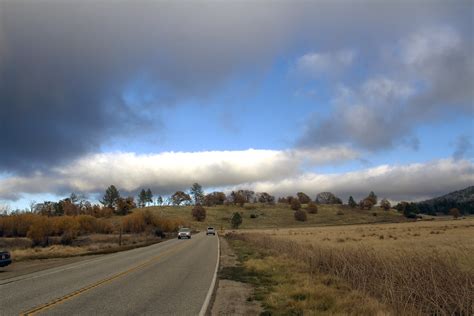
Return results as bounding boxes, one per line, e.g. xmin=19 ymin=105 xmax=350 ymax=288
xmin=19 ymin=240 xmax=193 ymax=316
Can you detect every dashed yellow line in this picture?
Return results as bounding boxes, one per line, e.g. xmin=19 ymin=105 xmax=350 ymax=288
xmin=20 ymin=240 xmax=192 ymax=316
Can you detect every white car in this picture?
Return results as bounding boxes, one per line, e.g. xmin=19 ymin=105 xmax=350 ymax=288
xmin=206 ymin=227 xmax=216 ymax=235
xmin=178 ymin=228 xmax=191 ymax=239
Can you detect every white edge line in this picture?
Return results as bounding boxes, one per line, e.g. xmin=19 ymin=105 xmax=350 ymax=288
xmin=199 ymin=232 xmax=220 ymax=316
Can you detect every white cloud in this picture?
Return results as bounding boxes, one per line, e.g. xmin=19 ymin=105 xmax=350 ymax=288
xmin=1 ymin=150 xmax=472 ymax=205
xmin=0 ymin=147 xmax=358 ymax=200
xmin=298 ymin=25 xmax=474 ymax=150
xmin=244 ymin=158 xmax=474 ymax=202
xmin=295 ymin=49 xmax=355 ymax=77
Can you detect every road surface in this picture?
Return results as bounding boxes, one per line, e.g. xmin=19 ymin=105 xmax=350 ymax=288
xmin=0 ymin=232 xmax=219 ymax=315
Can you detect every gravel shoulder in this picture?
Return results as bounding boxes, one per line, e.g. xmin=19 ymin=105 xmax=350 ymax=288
xmin=210 ymin=236 xmax=262 ymax=316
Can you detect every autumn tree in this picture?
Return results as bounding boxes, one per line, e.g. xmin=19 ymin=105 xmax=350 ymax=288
xmin=230 ymin=191 xmax=247 ymax=207
xmin=291 ymin=199 xmax=301 ymax=211
xmin=307 ymin=201 xmax=318 ymax=214
xmin=191 ymin=204 xmax=206 ymax=221
xmin=380 ymin=198 xmax=391 ymax=211
xmin=297 ymin=192 xmax=311 ymax=204
xmin=367 ymin=191 xmax=378 ymax=205
xmin=449 ymin=208 xmax=460 ymax=219
xmin=316 ymin=192 xmax=342 ymax=204
xmin=348 ymin=196 xmax=357 ymax=208
xmin=101 ymin=185 xmax=120 ymax=210
xmin=190 ymin=183 xmax=204 ymax=205
xmin=359 ymin=198 xmax=374 ymax=210
xmin=203 ymin=192 xmax=226 ymax=206
xmin=171 ymin=191 xmax=192 ymax=206
xmin=116 ymin=197 xmax=136 ymax=215
xmin=257 ymin=192 xmax=275 ymax=204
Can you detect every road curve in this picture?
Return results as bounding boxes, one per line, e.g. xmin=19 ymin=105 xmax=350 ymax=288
xmin=0 ymin=232 xmax=219 ymax=315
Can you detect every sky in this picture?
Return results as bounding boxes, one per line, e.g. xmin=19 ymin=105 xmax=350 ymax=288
xmin=0 ymin=0 xmax=473 ymax=209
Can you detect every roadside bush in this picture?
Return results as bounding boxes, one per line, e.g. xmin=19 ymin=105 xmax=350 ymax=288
xmin=27 ymin=216 xmax=52 ymax=246
xmin=290 ymin=199 xmax=301 ymax=211
xmin=76 ymin=215 xmax=98 ymax=234
xmin=192 ymin=204 xmax=206 ymax=221
xmin=306 ymin=202 xmax=318 ymax=214
xmin=122 ymin=212 xmax=147 ymax=233
xmin=294 ymin=210 xmax=307 ymax=221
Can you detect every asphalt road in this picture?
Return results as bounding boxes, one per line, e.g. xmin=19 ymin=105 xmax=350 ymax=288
xmin=0 ymin=232 xmax=219 ymax=316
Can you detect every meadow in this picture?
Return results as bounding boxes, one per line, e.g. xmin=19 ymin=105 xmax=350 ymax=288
xmin=225 ymin=218 xmax=474 ymax=315
xmin=147 ymin=203 xmax=405 ymax=229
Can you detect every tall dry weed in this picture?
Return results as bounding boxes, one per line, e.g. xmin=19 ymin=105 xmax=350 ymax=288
xmin=228 ymin=233 xmax=473 ymax=315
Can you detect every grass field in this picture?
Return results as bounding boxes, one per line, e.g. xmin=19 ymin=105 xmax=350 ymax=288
xmin=144 ymin=203 xmax=405 ymax=230
xmin=225 ymin=218 xmax=474 ymax=315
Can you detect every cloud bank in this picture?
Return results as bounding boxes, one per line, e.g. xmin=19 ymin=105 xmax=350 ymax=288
xmin=0 ymin=147 xmax=358 ymax=200
xmin=1 ymin=148 xmax=472 ymax=203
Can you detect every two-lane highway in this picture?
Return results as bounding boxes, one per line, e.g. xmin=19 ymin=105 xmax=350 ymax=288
xmin=0 ymin=232 xmax=219 ymax=315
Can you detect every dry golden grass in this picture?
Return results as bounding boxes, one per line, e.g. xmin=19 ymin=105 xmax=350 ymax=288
xmin=7 ymin=233 xmax=165 ymax=261
xmin=252 ymin=218 xmax=474 ymax=271
xmin=228 ymin=218 xmax=474 ymax=315
xmin=11 ymin=245 xmax=88 ymax=261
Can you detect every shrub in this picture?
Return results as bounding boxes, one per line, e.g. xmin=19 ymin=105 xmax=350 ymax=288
xmin=231 ymin=212 xmax=243 ymax=229
xmin=359 ymin=198 xmax=374 ymax=210
xmin=291 ymin=199 xmax=301 ymax=211
xmin=250 ymin=213 xmax=258 ymax=219
xmin=122 ymin=212 xmax=146 ymax=233
xmin=336 ymin=210 xmax=344 ymax=215
xmin=380 ymin=198 xmax=391 ymax=211
xmin=192 ymin=204 xmax=206 ymax=221
xmin=306 ymin=202 xmax=318 ymax=214
xmin=27 ymin=217 xmax=52 ymax=246
xmin=449 ymin=208 xmax=460 ymax=219
xmin=294 ymin=210 xmax=307 ymax=221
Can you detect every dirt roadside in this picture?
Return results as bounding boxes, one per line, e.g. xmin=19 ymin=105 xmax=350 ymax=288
xmin=210 ymin=236 xmax=262 ymax=316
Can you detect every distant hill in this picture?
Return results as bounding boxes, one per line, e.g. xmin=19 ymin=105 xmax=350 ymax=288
xmin=416 ymin=186 xmax=474 ymax=215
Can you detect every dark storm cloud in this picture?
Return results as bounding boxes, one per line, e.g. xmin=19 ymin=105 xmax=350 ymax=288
xmin=0 ymin=1 xmax=295 ymax=172
xmin=0 ymin=0 xmax=471 ymax=173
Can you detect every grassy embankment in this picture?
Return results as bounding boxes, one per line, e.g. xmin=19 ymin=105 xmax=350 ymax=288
xmin=146 ymin=203 xmax=405 ymax=230
xmin=222 ymin=218 xmax=474 ymax=315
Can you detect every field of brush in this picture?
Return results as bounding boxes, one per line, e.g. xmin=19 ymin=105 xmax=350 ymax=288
xmin=227 ymin=218 xmax=474 ymax=315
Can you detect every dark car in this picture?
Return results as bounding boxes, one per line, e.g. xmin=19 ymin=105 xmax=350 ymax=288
xmin=0 ymin=251 xmax=12 ymax=267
